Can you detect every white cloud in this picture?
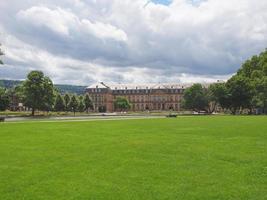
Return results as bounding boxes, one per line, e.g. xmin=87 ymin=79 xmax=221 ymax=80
xmin=1 ymin=0 xmax=267 ymax=85
xmin=17 ymin=6 xmax=76 ymax=36
xmin=17 ymin=6 xmax=127 ymax=41
xmin=81 ymin=19 xmax=127 ymax=42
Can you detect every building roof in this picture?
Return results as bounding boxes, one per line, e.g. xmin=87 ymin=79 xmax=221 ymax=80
xmin=87 ymin=82 xmax=203 ymax=90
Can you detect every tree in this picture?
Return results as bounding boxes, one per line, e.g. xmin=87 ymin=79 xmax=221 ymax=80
xmin=114 ymin=97 xmax=131 ymax=111
xmin=263 ymin=64 xmax=267 ymax=76
xmin=226 ymin=75 xmax=252 ymax=114
xmin=208 ymin=83 xmax=230 ymax=112
xmin=54 ymin=94 xmax=65 ymax=112
xmin=0 ymin=87 xmax=10 ymax=111
xmin=84 ymin=94 xmax=93 ymax=113
xmin=209 ymin=83 xmax=230 ymax=109
xmin=41 ymin=77 xmax=55 ymax=113
xmin=249 ymin=76 xmax=267 ymax=114
xmin=22 ymin=71 xmax=55 ymax=116
xmin=206 ymin=85 xmax=217 ymax=113
xmin=5 ymin=86 xmax=23 ymax=111
xmin=64 ymin=93 xmax=71 ymax=111
xmin=69 ymin=95 xmax=79 ymax=115
xmin=13 ymin=85 xmax=25 ymax=104
xmin=182 ymin=84 xmax=208 ymax=113
xmin=78 ymin=98 xmax=85 ymax=112
xmin=0 ymin=44 xmax=4 ymax=65
xmin=98 ymin=105 xmax=107 ymax=113
xmin=225 ymin=49 xmax=267 ymax=114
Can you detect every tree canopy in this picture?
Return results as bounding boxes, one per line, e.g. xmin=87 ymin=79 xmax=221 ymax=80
xmin=64 ymin=93 xmax=71 ymax=111
xmin=225 ymin=76 xmax=252 ymax=114
xmin=114 ymin=97 xmax=131 ymax=111
xmin=69 ymin=95 xmax=79 ymax=115
xmin=22 ymin=71 xmax=55 ymax=115
xmin=229 ymin=49 xmax=267 ymax=114
xmin=0 ymin=87 xmax=9 ymax=111
xmin=84 ymin=94 xmax=93 ymax=113
xmin=182 ymin=84 xmax=209 ymax=112
xmin=54 ymin=94 xmax=65 ymax=112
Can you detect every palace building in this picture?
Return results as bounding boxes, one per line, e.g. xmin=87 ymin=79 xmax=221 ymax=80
xmin=86 ymin=82 xmax=195 ymax=112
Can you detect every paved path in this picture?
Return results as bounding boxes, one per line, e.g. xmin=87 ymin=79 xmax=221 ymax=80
xmin=4 ymin=115 xmax=165 ymax=123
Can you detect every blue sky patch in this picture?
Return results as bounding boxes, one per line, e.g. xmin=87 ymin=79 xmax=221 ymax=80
xmin=151 ymin=0 xmax=172 ymax=5
xmin=151 ymin=0 xmax=205 ymax=6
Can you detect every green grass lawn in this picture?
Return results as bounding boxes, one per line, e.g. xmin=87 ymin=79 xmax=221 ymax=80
xmin=0 ymin=116 xmax=267 ymax=200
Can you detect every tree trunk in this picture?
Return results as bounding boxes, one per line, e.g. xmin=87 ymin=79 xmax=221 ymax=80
xmin=231 ymin=108 xmax=236 ymax=115
xmin=211 ymin=102 xmax=217 ymax=114
xmin=249 ymin=107 xmax=253 ymax=115
xmin=31 ymin=108 xmax=35 ymax=116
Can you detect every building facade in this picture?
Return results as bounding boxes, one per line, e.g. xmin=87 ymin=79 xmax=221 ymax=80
xmin=86 ymin=82 xmax=194 ymax=112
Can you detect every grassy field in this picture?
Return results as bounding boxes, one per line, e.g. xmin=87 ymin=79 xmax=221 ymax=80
xmin=0 ymin=116 xmax=267 ymax=200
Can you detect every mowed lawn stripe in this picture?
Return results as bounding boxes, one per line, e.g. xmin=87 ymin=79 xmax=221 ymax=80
xmin=0 ymin=116 xmax=266 ymax=200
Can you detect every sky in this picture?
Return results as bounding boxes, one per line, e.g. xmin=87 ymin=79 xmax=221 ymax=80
xmin=0 ymin=0 xmax=267 ymax=85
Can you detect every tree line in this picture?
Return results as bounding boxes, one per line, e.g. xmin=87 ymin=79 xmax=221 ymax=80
xmin=0 ymin=71 xmax=93 ymax=115
xmin=182 ymin=49 xmax=267 ymax=114
xmin=0 ymin=70 xmax=132 ymax=114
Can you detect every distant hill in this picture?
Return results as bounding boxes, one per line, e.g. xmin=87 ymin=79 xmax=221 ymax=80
xmin=55 ymin=84 xmax=87 ymax=95
xmin=0 ymin=79 xmax=87 ymax=95
xmin=0 ymin=79 xmax=22 ymax=89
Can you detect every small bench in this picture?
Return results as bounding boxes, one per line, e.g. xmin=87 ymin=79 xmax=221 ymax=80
xmin=0 ymin=117 xmax=5 ymax=122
